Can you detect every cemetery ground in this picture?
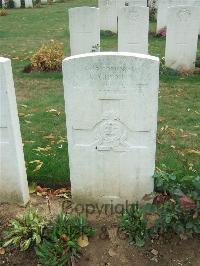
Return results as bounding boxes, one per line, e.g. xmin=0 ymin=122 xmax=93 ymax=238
xmin=0 ymin=1 xmax=200 ymax=265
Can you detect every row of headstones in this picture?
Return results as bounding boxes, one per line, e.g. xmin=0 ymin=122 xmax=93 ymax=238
xmin=0 ymin=51 xmax=159 ymax=205
xmin=1 ymin=0 xmax=48 ymax=8
xmin=69 ymin=5 xmax=200 ymax=70
xmin=99 ymin=0 xmax=200 ymax=34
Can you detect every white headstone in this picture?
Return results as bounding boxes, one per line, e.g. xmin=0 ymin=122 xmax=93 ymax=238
xmin=118 ymin=6 xmax=149 ymax=53
xmin=14 ymin=0 xmax=21 ymax=8
xmin=25 ymin=0 xmax=33 ymax=8
xmin=156 ymin=0 xmax=200 ymax=33
xmin=0 ymin=58 xmax=29 ymax=205
xmin=2 ymin=0 xmax=6 ymax=7
xmin=165 ymin=6 xmax=200 ymax=70
xmin=118 ymin=0 xmax=147 ymax=8
xmin=63 ymin=52 xmax=159 ymax=204
xmin=98 ymin=0 xmax=118 ymax=33
xmin=69 ymin=7 xmax=100 ymax=56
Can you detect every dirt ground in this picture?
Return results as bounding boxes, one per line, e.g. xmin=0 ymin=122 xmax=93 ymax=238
xmin=0 ymin=195 xmax=200 ymax=266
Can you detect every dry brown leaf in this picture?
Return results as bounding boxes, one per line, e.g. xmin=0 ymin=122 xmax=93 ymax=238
xmin=0 ymin=247 xmax=5 ymax=255
xmin=46 ymin=109 xmax=60 ymax=116
xmin=29 ymin=160 xmax=43 ymax=172
xmin=77 ymin=235 xmax=89 ymax=248
xmin=33 ymin=146 xmax=51 ymax=153
xmin=185 ymin=149 xmax=200 ymax=155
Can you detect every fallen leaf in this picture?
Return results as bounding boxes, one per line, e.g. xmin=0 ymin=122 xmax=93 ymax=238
xmin=151 ymin=249 xmax=158 ymax=256
xmin=36 ymin=185 xmax=44 ymax=193
xmin=43 ymin=133 xmax=55 ymax=140
xmin=77 ymin=235 xmax=89 ymax=248
xmin=53 ymin=188 xmax=70 ymax=195
xmin=180 ymin=196 xmax=196 ymax=210
xmin=0 ymin=247 xmax=5 ymax=255
xmin=108 ymin=248 xmax=117 ymax=257
xmin=33 ymin=146 xmax=51 ymax=153
xmin=185 ymin=149 xmax=200 ymax=155
xmin=46 ymin=109 xmax=60 ymax=116
xmin=29 ymin=182 xmax=37 ymax=194
xmin=29 ymin=160 xmax=43 ymax=172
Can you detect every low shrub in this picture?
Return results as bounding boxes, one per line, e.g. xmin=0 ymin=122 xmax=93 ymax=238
xmin=36 ymin=213 xmax=95 ymax=265
xmin=120 ymin=173 xmax=200 ymax=246
xmin=30 ymin=40 xmax=63 ymax=72
xmin=0 ymin=8 xmax=7 ymax=16
xmin=3 ymin=206 xmax=46 ymax=251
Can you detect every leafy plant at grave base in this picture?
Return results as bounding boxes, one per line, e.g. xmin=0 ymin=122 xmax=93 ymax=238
xmin=159 ymin=57 xmax=180 ymax=76
xmin=0 ymin=8 xmax=8 ymax=16
xmin=120 ymin=202 xmax=147 ymax=247
xmin=30 ymin=40 xmax=63 ymax=72
xmin=3 ymin=206 xmax=46 ymax=251
xmin=120 ymin=172 xmax=200 ymax=247
xmin=36 ymin=213 xmax=95 ymax=266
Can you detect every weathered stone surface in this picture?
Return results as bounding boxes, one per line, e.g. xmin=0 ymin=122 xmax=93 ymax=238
xmin=25 ymin=0 xmax=33 ymax=8
xmin=13 ymin=0 xmax=21 ymax=8
xmin=118 ymin=0 xmax=147 ymax=8
xmin=0 ymin=58 xmax=29 ymax=205
xmin=118 ymin=6 xmax=149 ymax=53
xmin=69 ymin=7 xmax=100 ymax=56
xmin=63 ymin=52 xmax=159 ymax=204
xmin=156 ymin=0 xmax=200 ymax=33
xmin=98 ymin=0 xmax=118 ymax=33
xmin=165 ymin=6 xmax=200 ymax=70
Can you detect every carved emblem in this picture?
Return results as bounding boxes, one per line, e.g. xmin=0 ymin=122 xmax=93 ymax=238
xmin=177 ymin=8 xmax=191 ymax=22
xmin=96 ymin=112 xmax=129 ymax=151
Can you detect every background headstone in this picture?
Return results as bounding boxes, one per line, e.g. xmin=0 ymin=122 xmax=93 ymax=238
xmin=98 ymin=0 xmax=118 ymax=33
xmin=0 ymin=57 xmax=29 ymax=205
xmin=25 ymin=0 xmax=33 ymax=8
xmin=69 ymin=7 xmax=100 ymax=56
xmin=118 ymin=0 xmax=147 ymax=7
xmin=63 ymin=52 xmax=159 ymax=204
xmin=14 ymin=0 xmax=21 ymax=8
xmin=156 ymin=0 xmax=200 ymax=33
xmin=165 ymin=6 xmax=200 ymax=70
xmin=118 ymin=6 xmax=149 ymax=53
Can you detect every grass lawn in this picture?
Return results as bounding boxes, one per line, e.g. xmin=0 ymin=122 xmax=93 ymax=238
xmin=0 ymin=0 xmax=199 ymax=187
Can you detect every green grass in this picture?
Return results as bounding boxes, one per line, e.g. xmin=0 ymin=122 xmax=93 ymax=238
xmin=0 ymin=2 xmax=199 ymax=186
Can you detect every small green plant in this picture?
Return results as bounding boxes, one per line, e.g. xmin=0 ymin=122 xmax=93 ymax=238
xmin=3 ymin=206 xmax=46 ymax=251
xmin=120 ymin=202 xmax=147 ymax=247
xmin=36 ymin=213 xmax=95 ymax=266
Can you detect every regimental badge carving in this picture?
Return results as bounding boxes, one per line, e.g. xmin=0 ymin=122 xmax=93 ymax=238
xmin=177 ymin=8 xmax=191 ymax=22
xmin=96 ymin=112 xmax=130 ymax=151
xmin=128 ymin=9 xmax=139 ymax=22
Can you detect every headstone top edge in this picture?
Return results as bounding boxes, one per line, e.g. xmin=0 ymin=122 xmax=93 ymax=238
xmin=69 ymin=6 xmax=99 ymax=11
xmin=168 ymin=5 xmax=200 ymax=10
xmin=0 ymin=57 xmax=10 ymax=63
xmin=63 ymin=52 xmax=159 ymax=63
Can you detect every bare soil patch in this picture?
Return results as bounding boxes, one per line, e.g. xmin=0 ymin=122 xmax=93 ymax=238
xmin=0 ymin=195 xmax=199 ymax=266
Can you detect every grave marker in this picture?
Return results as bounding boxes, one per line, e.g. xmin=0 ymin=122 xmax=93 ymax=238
xmin=0 ymin=58 xmax=29 ymax=205
xmin=165 ymin=6 xmax=200 ymax=70
xmin=98 ymin=0 xmax=118 ymax=33
xmin=69 ymin=7 xmax=100 ymax=56
xmin=118 ymin=6 xmax=149 ymax=53
xmin=63 ymin=52 xmax=159 ymax=204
